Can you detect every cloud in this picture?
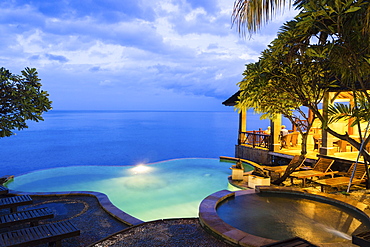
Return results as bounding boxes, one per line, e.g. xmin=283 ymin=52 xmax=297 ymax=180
xmin=0 ymin=0 xmax=297 ymax=110
xmin=99 ymin=80 xmax=113 ymax=86
xmin=45 ymin=54 xmax=69 ymax=63
xmin=12 ymin=0 xmax=155 ymax=23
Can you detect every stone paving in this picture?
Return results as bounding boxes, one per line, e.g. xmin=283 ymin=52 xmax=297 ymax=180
xmin=91 ymin=218 xmax=233 ymax=247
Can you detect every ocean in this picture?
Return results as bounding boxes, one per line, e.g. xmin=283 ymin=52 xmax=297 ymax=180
xmin=0 ymin=110 xmax=270 ymax=177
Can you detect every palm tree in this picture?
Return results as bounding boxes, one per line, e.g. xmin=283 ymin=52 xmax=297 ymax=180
xmin=234 ymin=0 xmax=370 ymax=187
xmin=237 ymin=18 xmax=333 ymax=155
xmin=232 ymin=0 xmax=370 ymax=35
xmin=232 ymin=0 xmax=294 ymax=34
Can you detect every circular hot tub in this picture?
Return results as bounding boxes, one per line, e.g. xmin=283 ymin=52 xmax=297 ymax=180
xmin=199 ymin=187 xmax=370 ymax=246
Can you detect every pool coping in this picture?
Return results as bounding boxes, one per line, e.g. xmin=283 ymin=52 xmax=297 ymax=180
xmin=198 ymin=186 xmax=370 ymax=247
xmin=6 ymin=189 xmax=144 ymax=226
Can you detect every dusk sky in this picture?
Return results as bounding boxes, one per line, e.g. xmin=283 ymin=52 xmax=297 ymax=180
xmin=1 ymin=0 xmax=298 ymax=111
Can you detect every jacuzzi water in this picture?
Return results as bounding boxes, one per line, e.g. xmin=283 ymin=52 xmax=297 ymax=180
xmin=7 ymin=158 xmax=251 ymax=221
xmin=217 ymin=192 xmax=370 ymax=243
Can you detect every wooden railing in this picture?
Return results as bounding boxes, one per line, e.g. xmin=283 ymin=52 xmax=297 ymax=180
xmin=239 ymin=131 xmax=271 ymax=149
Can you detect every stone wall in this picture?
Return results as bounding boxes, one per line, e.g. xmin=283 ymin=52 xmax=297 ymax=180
xmin=235 ymin=145 xmax=272 ymax=165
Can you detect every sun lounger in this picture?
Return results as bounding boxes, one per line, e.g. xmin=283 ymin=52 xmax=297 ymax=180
xmin=289 ymin=158 xmax=337 ymax=186
xmin=0 ymin=207 xmax=54 ymax=228
xmin=0 ymin=220 xmax=80 ymax=247
xmin=315 ymin=163 xmax=367 ymax=192
xmin=263 ymin=155 xmax=306 ymax=177
xmin=0 ymin=195 xmax=33 ymax=213
xmin=0 ymin=185 xmax=8 ymax=195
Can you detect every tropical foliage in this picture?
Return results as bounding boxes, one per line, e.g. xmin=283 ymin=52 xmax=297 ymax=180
xmin=0 ymin=67 xmax=52 ymax=137
xmin=232 ymin=0 xmax=292 ymax=34
xmin=233 ymin=0 xmax=370 ymax=185
xmin=237 ymin=18 xmax=335 ymax=155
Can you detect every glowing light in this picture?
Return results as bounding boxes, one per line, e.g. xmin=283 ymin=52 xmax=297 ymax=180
xmin=130 ymin=164 xmax=151 ymax=174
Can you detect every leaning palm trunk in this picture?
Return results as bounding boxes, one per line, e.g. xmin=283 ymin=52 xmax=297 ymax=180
xmin=272 ymin=154 xmax=305 ymax=185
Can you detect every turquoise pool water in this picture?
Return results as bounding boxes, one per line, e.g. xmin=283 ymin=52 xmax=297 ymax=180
xmin=7 ymin=158 xmax=251 ymax=221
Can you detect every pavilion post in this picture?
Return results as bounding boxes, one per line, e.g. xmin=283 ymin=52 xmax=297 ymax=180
xmin=320 ymin=92 xmax=336 ymax=155
xmin=238 ymin=110 xmax=247 ymax=145
xmin=270 ymin=116 xmax=281 ymax=152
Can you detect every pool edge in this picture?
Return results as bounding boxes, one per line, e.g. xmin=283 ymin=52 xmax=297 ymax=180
xmin=199 ymin=186 xmax=370 ymax=247
xmin=198 ymin=189 xmax=277 ymax=247
xmin=6 ymin=189 xmax=144 ymax=226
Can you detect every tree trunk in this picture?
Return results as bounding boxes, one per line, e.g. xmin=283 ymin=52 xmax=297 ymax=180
xmin=272 ymin=155 xmax=306 ymax=185
xmin=300 ymin=132 xmax=308 ymax=155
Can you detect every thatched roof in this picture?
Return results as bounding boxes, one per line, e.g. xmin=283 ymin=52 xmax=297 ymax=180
xmin=223 ymin=84 xmax=368 ymax=107
xmin=222 ymin=91 xmax=240 ymax=106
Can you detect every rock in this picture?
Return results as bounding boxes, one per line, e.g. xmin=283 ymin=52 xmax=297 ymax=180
xmin=0 ymin=175 xmax=14 ymax=184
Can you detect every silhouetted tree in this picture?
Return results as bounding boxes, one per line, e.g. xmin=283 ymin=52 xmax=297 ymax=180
xmin=0 ymin=67 xmax=52 ymax=137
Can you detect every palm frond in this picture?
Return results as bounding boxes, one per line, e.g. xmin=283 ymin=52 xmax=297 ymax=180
xmin=232 ymin=0 xmax=292 ymax=34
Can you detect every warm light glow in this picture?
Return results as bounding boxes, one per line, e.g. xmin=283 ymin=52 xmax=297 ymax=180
xmin=130 ymin=164 xmax=152 ymax=174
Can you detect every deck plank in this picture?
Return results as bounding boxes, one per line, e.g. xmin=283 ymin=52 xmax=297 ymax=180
xmin=0 ymin=207 xmax=54 ymax=227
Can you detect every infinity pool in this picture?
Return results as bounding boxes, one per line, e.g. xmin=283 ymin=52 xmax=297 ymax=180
xmin=7 ymin=158 xmax=251 ymax=221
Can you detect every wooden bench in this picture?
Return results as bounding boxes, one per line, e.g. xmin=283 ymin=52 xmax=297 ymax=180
xmin=0 ymin=185 xmax=8 ymax=195
xmin=261 ymin=237 xmax=318 ymax=246
xmin=0 ymin=220 xmax=80 ymax=247
xmin=0 ymin=195 xmax=33 ymax=213
xmin=0 ymin=207 xmax=54 ymax=228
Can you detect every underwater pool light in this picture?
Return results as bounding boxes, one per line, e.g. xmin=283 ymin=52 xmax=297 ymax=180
xmin=130 ymin=164 xmax=152 ymax=174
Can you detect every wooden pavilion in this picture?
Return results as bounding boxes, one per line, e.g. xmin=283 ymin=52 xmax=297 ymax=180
xmin=223 ymin=90 xmax=367 ymax=167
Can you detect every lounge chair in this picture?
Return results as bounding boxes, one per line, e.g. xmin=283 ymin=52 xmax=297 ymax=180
xmin=315 ymin=163 xmax=367 ymax=192
xmin=0 ymin=185 xmax=8 ymax=195
xmin=0 ymin=207 xmax=54 ymax=228
xmin=0 ymin=195 xmax=33 ymax=213
xmin=289 ymin=157 xmax=337 ymax=186
xmin=263 ymin=155 xmax=306 ymax=178
xmin=0 ymin=220 xmax=80 ymax=247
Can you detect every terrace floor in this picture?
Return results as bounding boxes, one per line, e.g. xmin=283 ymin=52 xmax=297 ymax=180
xmin=271 ymin=143 xmax=365 ymax=164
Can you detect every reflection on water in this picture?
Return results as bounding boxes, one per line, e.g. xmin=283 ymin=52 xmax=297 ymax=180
xmin=217 ymin=193 xmax=370 ymax=244
xmin=315 ymin=223 xmax=351 ymax=240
